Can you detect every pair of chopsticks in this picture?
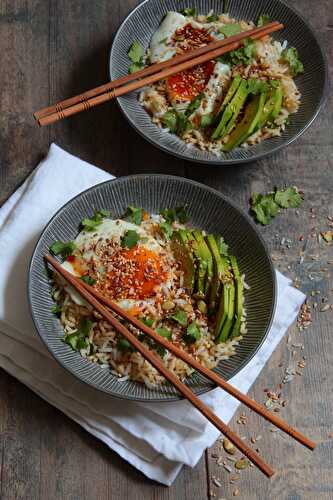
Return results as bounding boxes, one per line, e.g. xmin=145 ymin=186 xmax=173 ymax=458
xmin=34 ymin=21 xmax=283 ymax=127
xmin=45 ymin=254 xmax=315 ymax=478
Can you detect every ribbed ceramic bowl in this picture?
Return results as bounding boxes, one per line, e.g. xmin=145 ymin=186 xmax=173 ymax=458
xmin=29 ymin=175 xmax=276 ymax=401
xmin=109 ymin=0 xmax=327 ymax=165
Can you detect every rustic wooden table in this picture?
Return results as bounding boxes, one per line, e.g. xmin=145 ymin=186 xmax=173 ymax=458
xmin=0 ymin=1 xmax=332 ymax=498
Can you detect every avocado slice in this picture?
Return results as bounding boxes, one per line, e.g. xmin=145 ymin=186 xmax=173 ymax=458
xmin=186 ymin=231 xmax=207 ymax=297
xmin=217 ymin=279 xmax=236 ymax=343
xmin=214 ymin=283 xmax=229 ymax=339
xmin=223 ymin=91 xmax=266 ymax=152
xmin=171 ymin=232 xmax=195 ymax=293
xmin=192 ymin=230 xmax=213 ymax=297
xmin=215 ymin=74 xmax=242 ymax=118
xmin=229 ymin=255 xmax=244 ymax=338
xmin=257 ymin=82 xmax=283 ymax=129
xmin=212 ymin=79 xmax=248 ymax=140
xmin=206 ymin=234 xmax=224 ymax=311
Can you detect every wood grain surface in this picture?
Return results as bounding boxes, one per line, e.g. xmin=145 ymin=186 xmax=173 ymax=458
xmin=0 ymin=1 xmax=332 ymax=499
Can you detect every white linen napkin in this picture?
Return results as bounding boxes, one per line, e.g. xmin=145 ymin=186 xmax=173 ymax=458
xmin=0 ymin=144 xmax=305 ymax=485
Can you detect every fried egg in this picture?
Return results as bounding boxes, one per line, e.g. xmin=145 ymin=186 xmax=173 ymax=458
xmin=61 ymin=219 xmax=174 ymax=314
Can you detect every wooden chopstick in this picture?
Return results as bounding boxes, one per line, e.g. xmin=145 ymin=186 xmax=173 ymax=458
xmin=45 ymin=254 xmax=274 ymax=478
xmin=35 ymin=22 xmax=283 ymax=127
xmin=34 ymin=21 xmax=280 ymax=122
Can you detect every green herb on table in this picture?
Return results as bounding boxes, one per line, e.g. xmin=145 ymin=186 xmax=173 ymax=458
xmin=63 ymin=318 xmax=93 ymax=352
xmin=257 ymin=14 xmax=270 ymax=27
xmin=250 ymin=187 xmax=303 ymax=225
xmin=218 ymin=37 xmax=255 ymax=67
xmin=183 ymin=321 xmax=201 ymax=344
xmin=49 ymin=240 xmax=76 ymax=258
xmin=121 ymin=230 xmax=140 ymax=249
xmin=80 ymin=275 xmax=96 ymax=286
xmin=128 ymin=40 xmax=145 ymax=73
xmin=280 ymin=47 xmax=304 ymax=76
xmin=219 ymin=23 xmax=241 ymax=37
xmin=181 ymin=7 xmax=197 ymax=17
xmin=171 ymin=310 xmax=188 ymax=326
xmin=124 ymin=205 xmax=144 ymax=225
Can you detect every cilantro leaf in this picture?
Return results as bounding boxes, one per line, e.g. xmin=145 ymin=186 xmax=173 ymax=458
xmin=160 ymin=206 xmax=189 ymax=224
xmin=117 ymin=338 xmax=135 ymax=353
xmin=218 ymin=38 xmax=255 ymax=67
xmin=156 ymin=327 xmax=172 ymax=340
xmin=51 ymin=304 xmax=62 ymax=316
xmin=207 ymin=13 xmax=219 ymax=22
xmin=129 ymin=62 xmax=144 ymax=74
xmin=175 ymin=206 xmax=190 ymax=223
xmin=159 ymin=221 xmax=173 ymax=239
xmin=161 ymin=110 xmax=178 ymax=132
xmin=49 ymin=240 xmax=76 ymax=258
xmin=280 ymin=47 xmax=304 ymax=76
xmin=247 ymin=77 xmax=269 ymax=95
xmin=177 ymin=112 xmax=192 ymax=135
xmin=185 ymin=93 xmax=204 ymax=117
xmin=80 ymin=275 xmax=96 ymax=286
xmin=274 ymin=187 xmax=303 ymax=208
xmin=141 ymin=317 xmax=154 ymax=328
xmin=121 ymin=230 xmax=140 ymax=249
xmin=200 ymin=113 xmax=214 ymax=128
xmin=257 ymin=14 xmax=270 ymax=27
xmin=171 ymin=310 xmax=188 ymax=326
xmin=219 ymin=23 xmax=241 ymax=37
xmin=181 ymin=7 xmax=196 ymax=16
xmin=125 ymin=205 xmax=144 ymax=225
xmin=80 ymin=210 xmax=110 ymax=232
xmin=128 ymin=41 xmax=144 ymax=63
xmin=183 ymin=321 xmax=201 ymax=344
xmin=63 ymin=318 xmax=93 ymax=352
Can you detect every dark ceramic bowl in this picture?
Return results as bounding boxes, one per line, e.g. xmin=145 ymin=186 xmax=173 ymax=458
xmin=109 ymin=0 xmax=328 ymax=165
xmin=29 ymin=175 xmax=276 ymax=401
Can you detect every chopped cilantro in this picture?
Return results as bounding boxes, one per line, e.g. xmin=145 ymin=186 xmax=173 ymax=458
xmin=274 ymin=187 xmax=303 ymax=208
xmin=183 ymin=321 xmax=201 ymax=344
xmin=161 ymin=110 xmax=178 ymax=133
xmin=175 ymin=206 xmax=190 ymax=224
xmin=207 ymin=13 xmax=219 ymax=22
xmin=80 ymin=275 xmax=96 ymax=286
xmin=171 ymin=310 xmax=188 ymax=326
xmin=128 ymin=40 xmax=144 ymax=63
xmin=81 ymin=210 xmax=110 ymax=231
xmin=63 ymin=318 xmax=93 ymax=352
xmin=185 ymin=93 xmax=204 ymax=117
xmin=125 ymin=205 xmax=144 ymax=225
xmin=219 ymin=23 xmax=241 ymax=37
xmin=247 ymin=78 xmax=269 ymax=95
xmin=181 ymin=7 xmax=197 ymax=16
xmin=250 ymin=187 xmax=303 ymax=225
xmin=49 ymin=240 xmax=76 ymax=258
xmin=280 ymin=47 xmax=304 ymax=76
xmin=141 ymin=317 xmax=154 ymax=328
xmin=177 ymin=112 xmax=192 ymax=135
xmin=159 ymin=221 xmax=173 ymax=239
xmin=117 ymin=338 xmax=135 ymax=353
xmin=257 ymin=14 xmax=270 ymax=27
xmin=156 ymin=327 xmax=172 ymax=340
xmin=121 ymin=230 xmax=140 ymax=249
xmin=156 ymin=345 xmax=167 ymax=358
xmin=51 ymin=304 xmax=62 ymax=316
xmin=129 ymin=62 xmax=144 ymax=73
xmin=200 ymin=113 xmax=214 ymax=128
xmin=218 ymin=38 xmax=255 ymax=67
xmin=160 ymin=206 xmax=190 ymax=224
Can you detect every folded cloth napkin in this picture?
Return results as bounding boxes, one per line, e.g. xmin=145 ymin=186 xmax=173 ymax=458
xmin=0 ymin=144 xmax=305 ymax=485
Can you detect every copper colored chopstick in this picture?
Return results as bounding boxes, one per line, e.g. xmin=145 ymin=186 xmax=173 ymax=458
xmin=34 ymin=21 xmax=280 ymax=122
xmin=36 ymin=22 xmax=283 ymax=127
xmin=76 ymin=264 xmax=315 ymax=452
xmin=45 ymin=255 xmax=274 ymax=478
xmin=46 ymin=254 xmax=316 ymax=455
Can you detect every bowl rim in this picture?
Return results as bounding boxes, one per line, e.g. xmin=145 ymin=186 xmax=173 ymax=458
xmin=109 ymin=0 xmax=329 ymax=166
xmin=28 ymin=174 xmax=277 ymax=402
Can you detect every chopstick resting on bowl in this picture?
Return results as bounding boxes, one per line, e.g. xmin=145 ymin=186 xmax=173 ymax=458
xmin=35 ymin=22 xmax=283 ymax=127
xmin=45 ymin=254 xmax=316 ymax=476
